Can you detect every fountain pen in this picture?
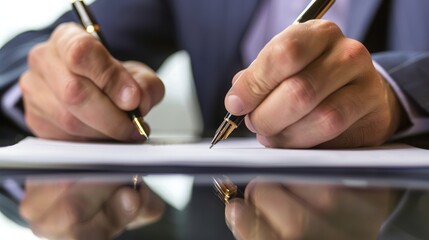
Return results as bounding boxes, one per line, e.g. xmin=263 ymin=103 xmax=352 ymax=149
xmin=210 ymin=0 xmax=335 ymax=148
xmin=71 ymin=0 xmax=148 ymax=139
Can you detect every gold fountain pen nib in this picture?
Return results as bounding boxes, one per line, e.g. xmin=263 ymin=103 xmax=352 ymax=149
xmin=212 ymin=176 xmax=238 ymax=204
xmin=210 ymin=115 xmax=240 ymax=148
xmin=132 ymin=116 xmax=148 ymax=139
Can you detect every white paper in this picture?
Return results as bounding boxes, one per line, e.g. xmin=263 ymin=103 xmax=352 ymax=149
xmin=0 ymin=137 xmax=428 ymax=169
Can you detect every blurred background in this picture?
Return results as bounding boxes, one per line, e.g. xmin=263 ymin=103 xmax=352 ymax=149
xmin=0 ymin=1 xmax=201 ymax=239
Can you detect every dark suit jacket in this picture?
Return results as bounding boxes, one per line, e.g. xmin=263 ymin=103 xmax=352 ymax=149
xmin=1 ymin=0 xmax=429 ymax=134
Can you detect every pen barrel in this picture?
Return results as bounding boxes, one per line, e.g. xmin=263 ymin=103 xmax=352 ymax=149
xmin=72 ymin=0 xmax=109 ymax=47
xmin=295 ymin=0 xmax=335 ymax=23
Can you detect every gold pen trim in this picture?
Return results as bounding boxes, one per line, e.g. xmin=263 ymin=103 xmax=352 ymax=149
xmin=132 ymin=117 xmax=148 ymax=139
xmin=212 ymin=176 xmax=238 ymax=204
xmin=85 ymin=24 xmax=99 ymax=34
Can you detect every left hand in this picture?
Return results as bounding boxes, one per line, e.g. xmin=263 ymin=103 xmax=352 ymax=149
xmin=225 ymin=20 xmax=406 ymax=148
xmin=225 ymin=180 xmax=400 ymax=240
xmin=20 ymin=178 xmax=165 ymax=240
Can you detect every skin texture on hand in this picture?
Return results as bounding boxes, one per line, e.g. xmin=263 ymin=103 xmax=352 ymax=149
xmin=19 ymin=23 xmax=165 ymax=142
xmin=225 ymin=180 xmax=401 ymax=240
xmin=19 ymin=178 xmax=165 ymax=240
xmin=225 ymin=20 xmax=406 ymax=148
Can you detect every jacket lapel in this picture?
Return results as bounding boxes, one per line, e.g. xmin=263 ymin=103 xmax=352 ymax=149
xmin=174 ymin=0 xmax=261 ymax=130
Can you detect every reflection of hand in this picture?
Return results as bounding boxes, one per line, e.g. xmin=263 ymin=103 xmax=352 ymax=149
xmin=20 ymin=178 xmax=165 ymax=240
xmin=19 ymin=23 xmax=164 ymax=142
xmin=225 ymin=180 xmax=400 ymax=240
xmin=225 ymin=20 xmax=406 ymax=148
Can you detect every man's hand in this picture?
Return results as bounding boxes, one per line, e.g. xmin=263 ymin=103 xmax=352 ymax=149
xmin=225 ymin=20 xmax=406 ymax=148
xmin=19 ymin=23 xmax=164 ymax=142
xmin=20 ymin=178 xmax=165 ymax=240
xmin=225 ymin=180 xmax=400 ymax=240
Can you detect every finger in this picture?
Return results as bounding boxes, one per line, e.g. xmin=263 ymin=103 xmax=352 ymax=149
xmin=257 ymin=83 xmax=373 ymax=148
xmin=29 ymin=180 xmax=121 ymax=237
xmin=248 ymin=181 xmax=313 ymax=239
xmin=246 ymin=38 xmax=366 ymax=137
xmin=51 ymin=23 xmax=141 ymax=111
xmin=34 ymin=53 xmax=141 ymax=141
xmin=122 ymin=61 xmax=165 ymax=116
xmin=26 ymin=38 xmax=137 ymax=141
xmin=20 ymin=179 xmax=73 ymax=222
xmin=66 ymin=187 xmax=141 ymax=239
xmin=225 ymin=198 xmax=278 ymax=240
xmin=65 ymin=183 xmax=164 ymax=240
xmin=20 ymin=71 xmax=105 ymax=140
xmin=225 ymin=20 xmax=343 ymax=116
xmin=286 ymin=184 xmax=394 ymax=239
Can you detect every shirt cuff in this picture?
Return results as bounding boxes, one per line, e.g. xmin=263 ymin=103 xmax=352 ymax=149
xmin=373 ymin=61 xmax=429 ymax=140
xmin=1 ymin=83 xmax=28 ymax=132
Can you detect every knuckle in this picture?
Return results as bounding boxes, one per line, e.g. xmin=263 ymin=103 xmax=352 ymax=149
xmin=52 ymin=22 xmax=75 ymax=38
xmin=27 ymin=43 xmax=46 ymax=69
xmin=268 ymin=36 xmax=301 ymax=71
xmin=318 ymin=106 xmax=348 ymax=139
xmin=315 ymin=20 xmax=343 ymax=38
xmin=341 ymin=39 xmax=370 ymax=64
xmin=65 ymin=35 xmax=98 ymax=68
xmin=251 ymin=115 xmax=275 ymax=137
xmin=61 ymin=76 xmax=89 ymax=105
xmin=97 ymin=63 xmax=120 ymax=90
xmin=57 ymin=110 xmax=80 ymax=133
xmin=247 ymin=70 xmax=273 ymax=98
xmin=284 ymin=75 xmax=317 ymax=111
xmin=60 ymin=197 xmax=88 ymax=227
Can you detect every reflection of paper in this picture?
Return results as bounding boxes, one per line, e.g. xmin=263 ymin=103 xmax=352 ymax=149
xmin=143 ymin=174 xmax=194 ymax=210
xmin=0 ymin=137 xmax=428 ymax=168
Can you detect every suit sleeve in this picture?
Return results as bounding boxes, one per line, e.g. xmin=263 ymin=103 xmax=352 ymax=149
xmin=373 ymin=52 xmax=429 ymax=116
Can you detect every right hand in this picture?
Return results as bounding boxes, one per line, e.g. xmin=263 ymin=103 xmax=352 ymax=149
xmin=19 ymin=23 xmax=165 ymax=142
xmin=225 ymin=180 xmax=400 ymax=240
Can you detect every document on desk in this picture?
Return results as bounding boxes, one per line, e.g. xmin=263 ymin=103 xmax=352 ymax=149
xmin=0 ymin=137 xmax=428 ymax=170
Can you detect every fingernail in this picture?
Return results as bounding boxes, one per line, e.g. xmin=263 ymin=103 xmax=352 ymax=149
xmin=226 ymin=95 xmax=245 ymax=115
xmin=121 ymin=191 xmax=138 ymax=214
xmin=120 ymin=85 xmax=135 ymax=104
xmin=225 ymin=201 xmax=243 ymax=239
xmin=225 ymin=201 xmax=242 ymax=227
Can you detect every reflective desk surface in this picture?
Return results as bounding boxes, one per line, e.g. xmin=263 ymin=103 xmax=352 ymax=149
xmin=1 ymin=170 xmax=428 ymax=240
xmin=0 ymin=131 xmax=428 ymax=240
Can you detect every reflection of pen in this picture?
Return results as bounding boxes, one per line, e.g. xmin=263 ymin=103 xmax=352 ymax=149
xmin=210 ymin=0 xmax=335 ymax=148
xmin=71 ymin=0 xmax=148 ymax=139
